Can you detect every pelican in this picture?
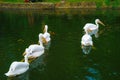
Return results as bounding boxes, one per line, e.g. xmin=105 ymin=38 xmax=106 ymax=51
xmin=40 ymin=25 xmax=51 ymax=44
xmin=81 ymin=33 xmax=93 ymax=47
xmin=83 ymin=19 xmax=105 ymax=38
xmin=5 ymin=54 xmax=29 ymax=77
xmin=24 ymin=33 xmax=44 ymax=59
xmin=81 ymin=33 xmax=93 ymax=54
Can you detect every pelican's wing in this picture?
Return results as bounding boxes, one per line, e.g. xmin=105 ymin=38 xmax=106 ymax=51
xmin=9 ymin=62 xmax=18 ymax=71
xmin=32 ymin=45 xmax=44 ymax=52
xmin=13 ymin=62 xmax=24 ymax=71
xmin=83 ymin=23 xmax=96 ymax=30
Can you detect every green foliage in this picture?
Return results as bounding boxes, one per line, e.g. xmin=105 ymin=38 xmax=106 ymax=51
xmin=1 ymin=0 xmax=23 ymax=3
xmin=1 ymin=0 xmax=120 ymax=8
xmin=68 ymin=0 xmax=103 ymax=2
xmin=44 ymin=0 xmax=60 ymax=2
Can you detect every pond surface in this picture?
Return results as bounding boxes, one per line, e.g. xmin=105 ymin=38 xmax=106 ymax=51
xmin=0 ymin=9 xmax=120 ymax=80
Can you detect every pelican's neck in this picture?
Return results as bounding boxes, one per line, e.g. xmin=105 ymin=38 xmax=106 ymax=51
xmin=39 ymin=40 xmax=43 ymax=46
xmin=85 ymin=29 xmax=89 ymax=35
xmin=86 ymin=31 xmax=89 ymax=34
xmin=95 ymin=21 xmax=99 ymax=28
xmin=45 ymin=28 xmax=48 ymax=33
xmin=24 ymin=55 xmax=28 ymax=63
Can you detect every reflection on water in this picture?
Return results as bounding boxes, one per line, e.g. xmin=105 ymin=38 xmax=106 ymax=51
xmin=0 ymin=9 xmax=120 ymax=80
xmin=82 ymin=45 xmax=92 ymax=54
xmin=44 ymin=41 xmax=51 ymax=50
xmin=30 ymin=54 xmax=46 ymax=71
xmin=85 ymin=67 xmax=101 ymax=80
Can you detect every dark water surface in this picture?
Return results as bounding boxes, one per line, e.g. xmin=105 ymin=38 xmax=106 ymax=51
xmin=0 ymin=9 xmax=120 ymax=80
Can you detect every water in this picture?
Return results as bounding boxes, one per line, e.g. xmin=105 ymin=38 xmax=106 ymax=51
xmin=0 ymin=9 xmax=120 ymax=80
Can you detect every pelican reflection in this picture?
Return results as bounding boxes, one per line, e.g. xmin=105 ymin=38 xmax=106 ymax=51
xmin=82 ymin=45 xmax=92 ymax=54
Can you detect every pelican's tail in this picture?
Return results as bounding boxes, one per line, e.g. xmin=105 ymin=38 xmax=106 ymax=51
xmin=5 ymin=72 xmax=13 ymax=77
xmin=5 ymin=72 xmax=9 ymax=76
xmin=5 ymin=71 xmax=16 ymax=77
xmin=5 ymin=64 xmax=16 ymax=77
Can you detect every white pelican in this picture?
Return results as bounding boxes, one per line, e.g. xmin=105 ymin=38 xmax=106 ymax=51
xmin=81 ymin=33 xmax=93 ymax=47
xmin=81 ymin=33 xmax=93 ymax=54
xmin=24 ymin=33 xmax=44 ymax=59
xmin=41 ymin=25 xmax=51 ymax=44
xmin=5 ymin=54 xmax=29 ymax=77
xmin=83 ymin=19 xmax=105 ymax=38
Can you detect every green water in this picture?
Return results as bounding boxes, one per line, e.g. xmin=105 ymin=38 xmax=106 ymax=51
xmin=0 ymin=9 xmax=120 ymax=80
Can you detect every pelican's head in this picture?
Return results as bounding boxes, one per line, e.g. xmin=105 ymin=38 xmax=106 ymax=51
xmin=95 ymin=19 xmax=105 ymax=26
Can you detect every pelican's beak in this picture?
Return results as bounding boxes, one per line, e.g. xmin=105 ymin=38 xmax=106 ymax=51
xmin=99 ymin=20 xmax=105 ymax=26
xmin=43 ymin=27 xmax=46 ymax=33
xmin=23 ymin=52 xmax=26 ymax=56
